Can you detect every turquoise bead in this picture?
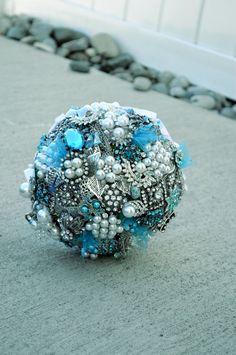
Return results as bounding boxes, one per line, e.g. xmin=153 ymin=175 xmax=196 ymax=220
xmin=65 ymin=129 xmax=84 ymax=150
xmin=80 ymin=205 xmax=89 ymax=214
xmin=92 ymin=201 xmax=100 ymax=209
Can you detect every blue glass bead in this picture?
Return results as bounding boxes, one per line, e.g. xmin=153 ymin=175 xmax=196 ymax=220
xmin=65 ymin=129 xmax=84 ymax=150
xmin=92 ymin=201 xmax=100 ymax=209
xmin=80 ymin=205 xmax=89 ymax=214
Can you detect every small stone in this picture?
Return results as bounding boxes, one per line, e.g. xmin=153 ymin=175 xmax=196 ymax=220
xmin=232 ymin=104 xmax=236 ymax=114
xmin=170 ymin=76 xmax=189 ymax=89
xmin=115 ymin=72 xmax=133 ymax=82
xmin=21 ymin=35 xmax=37 ymax=45
xmin=106 ymin=53 xmax=134 ymax=69
xmin=191 ymin=95 xmax=216 ymax=110
xmin=158 ymin=71 xmax=175 ymax=84
xmin=129 ymin=62 xmax=147 ymax=77
xmin=68 ymin=52 xmax=88 ymax=61
xmin=152 ymin=83 xmax=168 ymax=95
xmin=133 ymin=77 xmax=151 ymax=91
xmin=0 ymin=16 xmax=11 ymax=35
xmin=208 ymin=91 xmax=228 ymax=110
xmin=85 ymin=47 xmax=97 ymax=57
xmin=170 ymin=86 xmax=186 ymax=98
xmin=90 ymin=55 xmax=102 ymax=64
xmin=56 ymin=46 xmax=70 ymax=57
xmin=186 ymin=86 xmax=209 ymax=98
xmin=29 ymin=19 xmax=53 ymax=41
xmin=13 ymin=14 xmax=32 ymax=30
xmin=34 ymin=38 xmax=57 ymax=53
xmin=62 ymin=37 xmax=89 ymax=53
xmin=111 ymin=67 xmax=125 ymax=74
xmin=145 ymin=67 xmax=159 ymax=80
xmin=90 ymin=33 xmax=120 ymax=58
xmin=70 ymin=60 xmax=90 ymax=73
xmin=53 ymin=27 xmax=85 ymax=45
xmin=220 ymin=107 xmax=236 ymax=119
xmin=6 ymin=25 xmax=28 ymax=40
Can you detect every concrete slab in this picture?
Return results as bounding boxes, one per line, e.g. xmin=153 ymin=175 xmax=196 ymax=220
xmin=0 ymin=37 xmax=235 ymax=355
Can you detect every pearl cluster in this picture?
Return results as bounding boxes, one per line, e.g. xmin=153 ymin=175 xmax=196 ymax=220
xmin=20 ymin=102 xmax=187 ymax=259
xmin=85 ymin=213 xmax=123 ymax=239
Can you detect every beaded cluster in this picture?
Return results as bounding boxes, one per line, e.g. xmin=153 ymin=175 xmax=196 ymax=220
xmin=20 ymin=102 xmax=188 ymax=259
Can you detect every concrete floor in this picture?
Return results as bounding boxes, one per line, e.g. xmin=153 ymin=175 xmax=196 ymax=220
xmin=0 ymin=37 xmax=236 ymax=355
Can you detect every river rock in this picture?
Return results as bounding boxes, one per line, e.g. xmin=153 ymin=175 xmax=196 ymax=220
xmin=70 ymin=60 xmax=90 ymax=73
xmin=170 ymin=76 xmax=189 ymax=89
xmin=106 ymin=53 xmax=134 ymax=69
xmin=68 ymin=52 xmax=88 ymax=61
xmin=85 ymin=47 xmax=97 ymax=57
xmin=53 ymin=27 xmax=85 ymax=45
xmin=90 ymin=55 xmax=102 ymax=64
xmin=115 ymin=72 xmax=133 ymax=82
xmin=30 ymin=19 xmax=53 ymax=41
xmin=0 ymin=16 xmax=11 ymax=35
xmin=186 ymin=86 xmax=209 ymax=98
xmin=34 ymin=38 xmax=57 ymax=53
xmin=62 ymin=37 xmax=89 ymax=53
xmin=220 ymin=107 xmax=236 ymax=119
xmin=6 ymin=25 xmax=28 ymax=40
xmin=56 ymin=46 xmax=70 ymax=57
xmin=191 ymin=95 xmax=216 ymax=110
xmin=133 ymin=77 xmax=151 ymax=91
xmin=170 ymin=86 xmax=186 ymax=98
xmin=158 ymin=71 xmax=175 ymax=84
xmin=90 ymin=33 xmax=120 ymax=58
xmin=152 ymin=83 xmax=169 ymax=95
xmin=129 ymin=62 xmax=147 ymax=77
xmin=21 ymin=35 xmax=37 ymax=45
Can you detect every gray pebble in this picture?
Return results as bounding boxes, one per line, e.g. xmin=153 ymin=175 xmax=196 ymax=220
xmin=158 ymin=71 xmax=175 ymax=84
xmin=152 ymin=83 xmax=169 ymax=95
xmin=170 ymin=86 xmax=186 ymax=98
xmin=34 ymin=38 xmax=57 ymax=53
xmin=68 ymin=52 xmax=88 ymax=61
xmin=0 ymin=16 xmax=11 ymax=35
xmin=106 ymin=53 xmax=133 ymax=69
xmin=6 ymin=25 xmax=28 ymax=40
xmin=220 ymin=107 xmax=236 ymax=119
xmin=115 ymin=72 xmax=133 ymax=82
xmin=186 ymin=86 xmax=209 ymax=98
xmin=53 ymin=27 xmax=85 ymax=45
xmin=70 ymin=60 xmax=90 ymax=73
xmin=129 ymin=62 xmax=147 ymax=77
xmin=56 ymin=46 xmax=70 ymax=57
xmin=145 ymin=67 xmax=159 ymax=80
xmin=170 ymin=76 xmax=189 ymax=89
xmin=191 ymin=95 xmax=216 ymax=110
xmin=90 ymin=33 xmax=120 ymax=58
xmin=85 ymin=47 xmax=97 ymax=57
xmin=62 ymin=37 xmax=89 ymax=53
xmin=133 ymin=77 xmax=151 ymax=91
xmin=90 ymin=55 xmax=102 ymax=64
xmin=30 ymin=19 xmax=53 ymax=41
xmin=21 ymin=35 xmax=36 ymax=45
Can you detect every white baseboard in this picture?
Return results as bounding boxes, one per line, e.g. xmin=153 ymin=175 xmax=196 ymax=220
xmin=13 ymin=0 xmax=236 ymax=100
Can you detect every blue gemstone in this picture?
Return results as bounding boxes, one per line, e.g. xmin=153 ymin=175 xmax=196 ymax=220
xmin=92 ymin=201 xmax=101 ymax=209
xmin=80 ymin=205 xmax=89 ymax=214
xmin=65 ymin=129 xmax=84 ymax=150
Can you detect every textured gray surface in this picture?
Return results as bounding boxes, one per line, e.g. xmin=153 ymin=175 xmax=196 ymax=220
xmin=0 ymin=37 xmax=236 ymax=355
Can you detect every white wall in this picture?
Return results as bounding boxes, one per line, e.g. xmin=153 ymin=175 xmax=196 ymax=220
xmin=6 ymin=0 xmax=236 ymax=99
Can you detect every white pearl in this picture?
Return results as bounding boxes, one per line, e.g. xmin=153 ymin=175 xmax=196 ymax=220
xmin=143 ymin=158 xmax=152 ymax=167
xmin=19 ymin=182 xmax=31 ymax=198
xmin=147 ymin=151 xmax=155 ymax=160
xmin=96 ymin=169 xmax=106 ymax=180
xmin=109 ymin=224 xmax=117 ymax=231
xmin=101 ymin=118 xmax=114 ymax=130
xmin=151 ymin=144 xmax=159 ymax=153
xmin=101 ymin=220 xmax=109 ymax=228
xmin=160 ymin=164 xmax=166 ymax=172
xmin=113 ymin=127 xmax=125 ymax=140
xmin=163 ymin=157 xmax=170 ymax=165
xmin=135 ymin=162 xmax=146 ymax=173
xmin=106 ymin=172 xmax=116 ymax=183
xmin=112 ymin=163 xmax=122 ymax=174
xmin=122 ymin=204 xmax=136 ymax=218
xmin=37 ymin=170 xmax=44 ymax=179
xmin=64 ymin=160 xmax=72 ymax=168
xmin=37 ymin=209 xmax=50 ymax=224
xmin=109 ymin=216 xmax=117 ymax=224
xmin=75 ymin=168 xmax=83 ymax=177
xmin=105 ymin=155 xmax=115 ymax=166
xmin=100 ymin=228 xmax=108 ymax=234
xmin=154 ymin=169 xmax=162 ymax=178
xmin=117 ymin=115 xmax=129 ymax=127
xmin=65 ymin=168 xmax=75 ymax=179
xmin=156 ymin=154 xmax=163 ymax=162
xmin=90 ymin=254 xmax=98 ymax=260
xmin=85 ymin=223 xmax=93 ymax=231
xmin=92 ymin=230 xmax=99 ymax=237
xmin=94 ymin=216 xmax=102 ymax=223
xmin=152 ymin=161 xmax=159 ymax=169
xmin=100 ymin=233 xmax=107 ymax=239
xmin=105 ymin=111 xmax=116 ymax=120
xmin=97 ymin=159 xmax=105 ymax=169
xmin=108 ymin=231 xmax=116 ymax=239
xmin=117 ymin=226 xmax=124 ymax=233
xmin=72 ymin=158 xmax=82 ymax=168
xmin=92 ymin=223 xmax=99 ymax=230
